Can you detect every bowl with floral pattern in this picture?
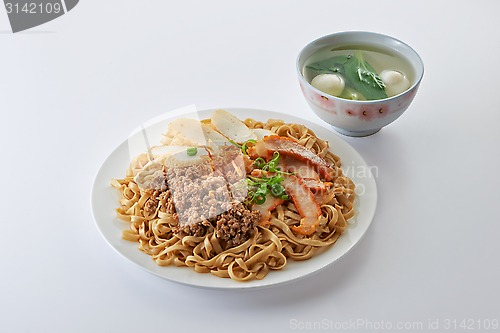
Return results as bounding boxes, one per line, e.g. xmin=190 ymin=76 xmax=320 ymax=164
xmin=297 ymin=31 xmax=424 ymax=137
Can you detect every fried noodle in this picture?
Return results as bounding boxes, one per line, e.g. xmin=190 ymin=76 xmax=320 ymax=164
xmin=112 ymin=119 xmax=355 ymax=281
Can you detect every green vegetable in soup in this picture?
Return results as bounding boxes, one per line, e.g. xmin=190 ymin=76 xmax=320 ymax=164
xmin=344 ymin=51 xmax=387 ymax=100
xmin=305 ymin=55 xmax=349 ymax=74
xmin=306 ymin=51 xmax=388 ymax=100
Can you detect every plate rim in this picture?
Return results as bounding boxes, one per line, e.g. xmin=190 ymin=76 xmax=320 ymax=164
xmin=91 ymin=107 xmax=377 ymax=290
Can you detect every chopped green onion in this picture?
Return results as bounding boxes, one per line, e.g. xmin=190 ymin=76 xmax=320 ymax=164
xmin=254 ymin=194 xmax=266 ymax=205
xmin=228 ymin=139 xmax=242 ymax=149
xmin=228 ymin=139 xmax=257 ymax=155
xmin=246 ymin=151 xmax=296 ymax=205
xmin=241 ymin=139 xmax=257 ymax=155
xmin=269 ymin=176 xmax=283 ymax=184
xmin=270 ymin=183 xmax=285 ymax=197
xmin=271 ymin=151 xmax=280 ymax=161
xmin=186 ymin=147 xmax=198 ymax=156
xmin=254 ymin=157 xmax=266 ymax=169
xmin=262 ymin=151 xmax=281 ymax=172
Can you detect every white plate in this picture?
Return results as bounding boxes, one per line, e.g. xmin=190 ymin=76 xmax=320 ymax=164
xmin=91 ymin=108 xmax=377 ymax=289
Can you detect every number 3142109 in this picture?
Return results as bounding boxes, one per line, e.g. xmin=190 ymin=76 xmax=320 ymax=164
xmin=5 ymin=2 xmax=62 ymax=14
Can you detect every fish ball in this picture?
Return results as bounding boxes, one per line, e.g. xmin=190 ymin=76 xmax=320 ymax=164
xmin=311 ymin=74 xmax=345 ymax=97
xmin=380 ymin=70 xmax=410 ymax=97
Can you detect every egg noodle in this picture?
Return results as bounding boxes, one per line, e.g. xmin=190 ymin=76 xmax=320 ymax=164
xmin=112 ymin=118 xmax=355 ymax=281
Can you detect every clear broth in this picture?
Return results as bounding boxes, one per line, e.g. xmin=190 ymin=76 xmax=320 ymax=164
xmin=303 ymin=44 xmax=415 ymax=100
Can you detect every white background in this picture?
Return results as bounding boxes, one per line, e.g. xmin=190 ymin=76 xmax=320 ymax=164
xmin=1 ymin=1 xmax=500 ymax=332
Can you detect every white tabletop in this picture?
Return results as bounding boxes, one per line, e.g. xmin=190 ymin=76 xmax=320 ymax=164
xmin=1 ymin=1 xmax=499 ymax=332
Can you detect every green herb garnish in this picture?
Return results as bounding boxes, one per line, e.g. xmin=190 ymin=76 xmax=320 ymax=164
xmin=246 ymin=175 xmax=289 ymax=204
xmin=253 ymin=193 xmax=266 ymax=205
xmin=246 ymin=152 xmax=292 ymax=204
xmin=241 ymin=139 xmax=256 ymax=155
xmin=270 ymin=183 xmax=285 ymax=197
xmin=254 ymin=157 xmax=266 ymax=169
xmin=186 ymin=147 xmax=198 ymax=156
xmin=254 ymin=151 xmax=281 ymax=172
xmin=228 ymin=139 xmax=256 ymax=155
